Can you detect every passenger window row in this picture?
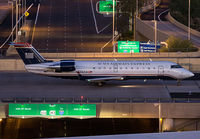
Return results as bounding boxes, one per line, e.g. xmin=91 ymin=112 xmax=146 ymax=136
xmin=93 ymin=67 xmax=156 ymax=70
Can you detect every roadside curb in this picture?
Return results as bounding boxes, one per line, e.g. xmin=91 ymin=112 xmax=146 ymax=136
xmin=167 ymin=12 xmax=200 ymax=39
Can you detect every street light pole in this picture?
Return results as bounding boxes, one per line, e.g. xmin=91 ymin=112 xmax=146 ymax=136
xmin=22 ymin=0 xmax=23 ymax=26
xmin=8 ymin=0 xmax=14 ymax=42
xmin=25 ymin=0 xmax=26 ymax=25
xmin=154 ymin=103 xmax=162 ymax=132
xmin=159 ymin=103 xmax=162 ymax=132
xmin=188 ymin=0 xmax=191 ymax=40
xmin=12 ymin=1 xmax=13 ymax=42
xmin=134 ymin=0 xmax=139 ymax=40
xmin=113 ymin=0 xmax=115 ymax=53
xmin=16 ymin=0 xmax=18 ymax=42
xmin=136 ymin=0 xmax=138 ymax=17
xmin=154 ymin=0 xmax=157 ymax=52
xmin=18 ymin=0 xmax=20 ymax=29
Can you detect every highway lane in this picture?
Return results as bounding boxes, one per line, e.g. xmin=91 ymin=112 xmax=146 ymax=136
xmin=140 ymin=0 xmax=200 ymax=47
xmin=0 ymin=72 xmax=172 ymax=99
xmin=144 ymin=21 xmax=200 ymax=47
xmin=32 ymin=0 xmax=113 ymax=52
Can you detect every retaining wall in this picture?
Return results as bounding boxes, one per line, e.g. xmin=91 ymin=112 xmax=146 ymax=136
xmin=136 ymin=17 xmax=169 ymax=42
xmin=1 ymin=58 xmax=200 ymax=72
xmin=167 ymin=13 xmax=200 ymax=38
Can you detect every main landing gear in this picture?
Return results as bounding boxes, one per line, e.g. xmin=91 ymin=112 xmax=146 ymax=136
xmin=177 ymin=80 xmax=182 ymax=86
xmin=90 ymin=82 xmax=105 ymax=86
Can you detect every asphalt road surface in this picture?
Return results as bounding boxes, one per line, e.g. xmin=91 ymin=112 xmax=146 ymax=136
xmin=0 ymin=72 xmax=173 ymax=99
xmin=32 ymin=0 xmax=113 ymax=52
xmin=146 ymin=21 xmax=200 ymax=47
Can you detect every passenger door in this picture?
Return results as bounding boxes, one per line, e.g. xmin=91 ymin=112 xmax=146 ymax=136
xmin=158 ymin=66 xmax=164 ymax=75
xmin=113 ymin=63 xmax=118 ymax=72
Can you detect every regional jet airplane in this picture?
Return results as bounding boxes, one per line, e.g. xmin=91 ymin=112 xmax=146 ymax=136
xmin=12 ymin=43 xmax=194 ymax=86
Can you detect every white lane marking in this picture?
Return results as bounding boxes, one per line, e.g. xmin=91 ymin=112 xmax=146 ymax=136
xmin=90 ymin=0 xmax=111 ymax=34
xmin=100 ymin=37 xmax=113 ymax=52
xmin=34 ymin=4 xmax=40 ymax=25
xmin=64 ymin=0 xmax=67 ymax=47
xmin=158 ymin=9 xmax=169 ymax=21
xmin=31 ymin=3 xmax=41 ymax=44
xmin=77 ymin=0 xmax=84 ymax=46
xmin=98 ymin=23 xmax=112 ymax=33
xmin=0 ymin=3 xmax=34 ymax=48
xmin=46 ymin=0 xmax=53 ymax=47
xmin=90 ymin=0 xmax=99 ymax=33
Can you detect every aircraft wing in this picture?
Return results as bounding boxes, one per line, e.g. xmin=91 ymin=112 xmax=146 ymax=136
xmin=87 ymin=76 xmax=124 ymax=82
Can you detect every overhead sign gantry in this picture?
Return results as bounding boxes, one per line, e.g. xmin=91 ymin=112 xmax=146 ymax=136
xmin=9 ymin=104 xmax=96 ymax=119
xmin=96 ymin=0 xmax=116 ymax=14
xmin=118 ymin=41 xmax=140 ymax=53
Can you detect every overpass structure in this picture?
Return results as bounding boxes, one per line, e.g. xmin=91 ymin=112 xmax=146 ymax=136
xmin=0 ymin=71 xmax=200 ymax=132
xmin=137 ymin=0 xmax=200 ymax=47
xmin=1 ymin=102 xmax=200 ymax=132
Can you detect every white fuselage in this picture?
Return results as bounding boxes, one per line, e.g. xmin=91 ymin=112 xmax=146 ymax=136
xmin=25 ymin=60 xmax=194 ymax=80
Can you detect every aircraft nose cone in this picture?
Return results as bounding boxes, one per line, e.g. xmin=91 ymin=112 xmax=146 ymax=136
xmin=190 ymin=72 xmax=194 ymax=77
xmin=188 ymin=72 xmax=194 ymax=78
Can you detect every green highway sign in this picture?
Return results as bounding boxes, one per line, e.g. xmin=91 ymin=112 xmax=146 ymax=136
xmin=99 ymin=1 xmax=116 ymax=13
xmin=118 ymin=41 xmax=140 ymax=53
xmin=9 ymin=104 xmax=96 ymax=118
xmin=67 ymin=104 xmax=96 ymax=116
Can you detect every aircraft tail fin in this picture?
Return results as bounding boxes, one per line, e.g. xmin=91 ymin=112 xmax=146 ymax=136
xmin=10 ymin=42 xmax=46 ymax=65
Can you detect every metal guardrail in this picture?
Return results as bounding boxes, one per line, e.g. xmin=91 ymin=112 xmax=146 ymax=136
xmin=1 ymin=97 xmax=200 ymax=103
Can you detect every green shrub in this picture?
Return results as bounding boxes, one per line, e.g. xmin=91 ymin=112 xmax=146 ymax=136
xmin=159 ymin=36 xmax=198 ymax=52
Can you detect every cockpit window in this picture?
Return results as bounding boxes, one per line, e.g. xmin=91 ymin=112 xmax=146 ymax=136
xmin=171 ymin=65 xmax=182 ymax=68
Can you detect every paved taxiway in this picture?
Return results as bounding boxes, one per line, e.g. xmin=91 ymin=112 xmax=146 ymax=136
xmin=1 ymin=72 xmax=200 ymax=99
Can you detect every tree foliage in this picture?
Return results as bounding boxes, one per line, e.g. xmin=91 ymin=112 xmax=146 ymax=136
xmin=119 ymin=0 xmax=147 ymax=17
xmin=159 ymin=36 xmax=198 ymax=52
xmin=170 ymin=0 xmax=200 ymax=31
xmin=117 ymin=0 xmax=147 ymax=38
xmin=118 ymin=31 xmax=134 ymax=41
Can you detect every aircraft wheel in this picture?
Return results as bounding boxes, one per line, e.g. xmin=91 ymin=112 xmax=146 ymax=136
xmin=177 ymin=80 xmax=182 ymax=86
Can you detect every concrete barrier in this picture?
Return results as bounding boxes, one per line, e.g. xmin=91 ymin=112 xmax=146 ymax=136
xmin=1 ymin=58 xmax=200 ymax=72
xmin=40 ymin=51 xmax=200 ymax=59
xmin=167 ymin=12 xmax=200 ymax=38
xmin=136 ymin=17 xmax=169 ymax=42
xmin=0 ymin=59 xmax=25 ymax=71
